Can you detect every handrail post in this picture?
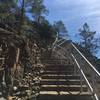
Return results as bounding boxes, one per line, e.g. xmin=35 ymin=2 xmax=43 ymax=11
xmin=92 ymin=71 xmax=96 ymax=95
xmin=80 ymin=72 xmax=83 ymax=93
xmin=74 ymin=63 xmax=77 ymax=75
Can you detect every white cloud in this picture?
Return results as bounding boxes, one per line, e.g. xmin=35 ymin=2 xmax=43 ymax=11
xmin=44 ymin=0 xmax=100 ymax=57
xmin=45 ymin=0 xmax=100 ymax=35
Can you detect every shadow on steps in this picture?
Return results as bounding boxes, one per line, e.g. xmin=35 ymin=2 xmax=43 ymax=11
xmin=36 ymin=95 xmax=93 ymax=100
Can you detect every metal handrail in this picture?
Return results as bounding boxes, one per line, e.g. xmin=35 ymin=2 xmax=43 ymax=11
xmin=55 ymin=41 xmax=100 ymax=77
xmin=71 ymin=43 xmax=100 ymax=77
xmin=52 ymin=38 xmax=67 ymax=50
xmin=56 ymin=38 xmax=65 ymax=44
xmin=53 ymin=41 xmax=100 ymax=100
xmin=71 ymin=54 xmax=99 ymax=100
xmin=53 ymin=38 xmax=64 ymax=46
xmin=57 ymin=39 xmax=67 ymax=46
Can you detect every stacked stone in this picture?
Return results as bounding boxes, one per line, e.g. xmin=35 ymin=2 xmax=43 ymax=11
xmin=11 ymin=40 xmax=44 ymax=99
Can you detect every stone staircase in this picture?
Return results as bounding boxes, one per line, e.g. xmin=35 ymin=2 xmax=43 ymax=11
xmin=37 ymin=57 xmax=93 ymax=100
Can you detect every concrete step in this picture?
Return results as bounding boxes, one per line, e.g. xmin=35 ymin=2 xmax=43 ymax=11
xmin=37 ymin=93 xmax=93 ymax=100
xmin=39 ymin=57 xmax=93 ymax=100
xmin=43 ymin=71 xmax=74 ymax=75
xmin=44 ymin=64 xmax=72 ymax=66
xmin=42 ymin=75 xmax=80 ymax=79
xmin=41 ymin=58 xmax=70 ymax=60
xmin=41 ymin=59 xmax=66 ymax=62
xmin=45 ymin=66 xmax=74 ymax=71
xmin=41 ymin=79 xmax=84 ymax=85
xmin=45 ymin=69 xmax=74 ymax=72
xmin=41 ymin=85 xmax=88 ymax=92
xmin=39 ymin=91 xmax=91 ymax=95
xmin=42 ymin=61 xmax=68 ymax=64
xmin=45 ymin=65 xmax=74 ymax=67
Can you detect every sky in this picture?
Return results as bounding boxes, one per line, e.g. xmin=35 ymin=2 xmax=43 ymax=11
xmin=44 ymin=0 xmax=100 ymax=58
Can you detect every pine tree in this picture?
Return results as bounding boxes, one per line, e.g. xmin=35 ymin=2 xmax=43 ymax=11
xmin=29 ymin=0 xmax=48 ymax=23
xmin=79 ymin=23 xmax=97 ymax=54
xmin=53 ymin=20 xmax=68 ymax=38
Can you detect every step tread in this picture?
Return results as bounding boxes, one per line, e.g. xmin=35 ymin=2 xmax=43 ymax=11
xmin=44 ymin=70 xmax=74 ymax=72
xmin=41 ymin=79 xmax=85 ymax=85
xmin=41 ymin=79 xmax=82 ymax=81
xmin=42 ymin=75 xmax=80 ymax=77
xmin=41 ymin=85 xmax=87 ymax=88
xmin=43 ymin=71 xmax=74 ymax=75
xmin=42 ymin=75 xmax=80 ymax=79
xmin=40 ymin=91 xmax=91 ymax=95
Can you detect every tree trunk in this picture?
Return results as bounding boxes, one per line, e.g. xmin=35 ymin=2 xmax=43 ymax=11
xmin=18 ymin=0 xmax=25 ymax=35
xmin=11 ymin=48 xmax=20 ymax=86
